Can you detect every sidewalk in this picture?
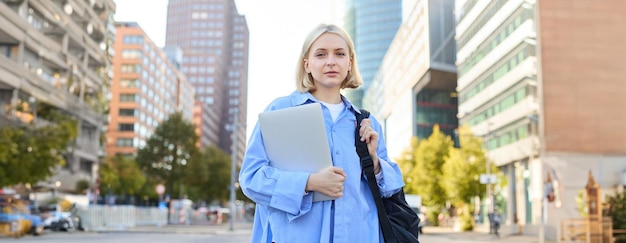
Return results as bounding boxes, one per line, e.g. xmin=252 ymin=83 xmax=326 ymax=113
xmin=96 ymin=221 xmax=558 ymax=243
xmin=95 ymin=220 xmax=253 ymax=235
xmin=424 ymin=226 xmax=557 ymax=243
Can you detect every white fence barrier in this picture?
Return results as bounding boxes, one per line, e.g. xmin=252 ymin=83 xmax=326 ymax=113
xmin=79 ymin=206 xmax=167 ymax=231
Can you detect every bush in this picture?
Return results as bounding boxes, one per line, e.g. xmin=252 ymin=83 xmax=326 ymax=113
xmin=75 ymin=180 xmax=90 ymax=194
xmin=459 ymin=208 xmax=474 ymax=231
xmin=605 ymin=191 xmax=626 ymax=243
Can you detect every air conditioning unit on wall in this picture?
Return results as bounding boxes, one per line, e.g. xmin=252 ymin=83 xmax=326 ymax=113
xmin=616 ymin=171 xmax=626 ymax=194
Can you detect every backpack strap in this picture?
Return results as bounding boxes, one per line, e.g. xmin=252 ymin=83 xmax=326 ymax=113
xmin=353 ymin=108 xmax=396 ymax=242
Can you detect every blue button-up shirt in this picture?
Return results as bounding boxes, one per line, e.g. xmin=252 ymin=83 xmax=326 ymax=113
xmin=239 ymin=91 xmax=405 ymax=243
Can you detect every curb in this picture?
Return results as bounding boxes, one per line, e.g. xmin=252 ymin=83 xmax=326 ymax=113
xmin=91 ymin=223 xmax=253 ymax=235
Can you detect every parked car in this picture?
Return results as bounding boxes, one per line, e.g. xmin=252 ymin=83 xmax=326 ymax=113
xmin=417 ymin=212 xmax=426 ymax=234
xmin=21 ymin=214 xmax=44 ymax=235
xmin=0 ymin=193 xmax=44 ymax=237
xmin=41 ymin=204 xmax=83 ymax=232
xmin=405 ymin=194 xmax=425 ymax=234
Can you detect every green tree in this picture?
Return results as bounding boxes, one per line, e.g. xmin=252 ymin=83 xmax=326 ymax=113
xmin=99 ymin=155 xmax=146 ymax=196
xmin=405 ymin=125 xmax=453 ymax=224
xmin=395 ymin=137 xmax=419 ymax=186
xmin=185 ymin=145 xmax=231 ymax=203
xmin=605 ymin=191 xmax=626 ymax=243
xmin=442 ymin=124 xmax=487 ymax=206
xmin=136 ymin=112 xmax=199 ymax=199
xmin=441 ymin=124 xmax=491 ymax=230
xmin=0 ymin=104 xmax=77 ymax=187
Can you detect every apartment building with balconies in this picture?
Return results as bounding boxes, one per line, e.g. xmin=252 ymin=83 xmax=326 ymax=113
xmin=0 ymin=0 xmax=115 ymax=192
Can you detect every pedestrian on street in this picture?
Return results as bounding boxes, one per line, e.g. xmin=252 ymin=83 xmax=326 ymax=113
xmin=238 ymin=23 xmax=406 ymax=243
xmin=492 ymin=212 xmax=501 ymax=238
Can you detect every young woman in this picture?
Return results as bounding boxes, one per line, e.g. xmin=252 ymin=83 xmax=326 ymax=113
xmin=239 ymin=23 xmax=405 ymax=243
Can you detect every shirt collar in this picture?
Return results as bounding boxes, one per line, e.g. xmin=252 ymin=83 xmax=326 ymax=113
xmin=289 ymin=91 xmax=362 ymax=114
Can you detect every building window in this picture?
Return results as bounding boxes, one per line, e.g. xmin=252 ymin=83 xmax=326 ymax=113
xmin=119 ymin=109 xmax=136 ymax=116
xmin=119 ymin=94 xmax=137 ymax=102
xmin=116 ymin=138 xmax=134 ymax=147
xmin=466 ymin=85 xmax=532 ymax=127
xmin=123 ymin=35 xmax=144 ymax=44
xmin=120 ymin=79 xmax=139 ymax=88
xmin=118 ymin=123 xmax=135 ymax=131
xmin=121 ymin=64 xmax=141 ymax=73
xmin=121 ymin=49 xmax=142 ymax=59
xmin=80 ymin=160 xmax=93 ymax=174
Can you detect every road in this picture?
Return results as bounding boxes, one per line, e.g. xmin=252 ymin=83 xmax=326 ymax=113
xmin=5 ymin=225 xmax=549 ymax=243
xmin=6 ymin=232 xmax=250 ymax=243
xmin=5 ymin=232 xmax=482 ymax=243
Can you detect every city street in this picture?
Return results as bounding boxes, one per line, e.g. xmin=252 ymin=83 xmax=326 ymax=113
xmin=4 ymin=224 xmax=550 ymax=243
xmin=2 ymin=232 xmax=251 ymax=243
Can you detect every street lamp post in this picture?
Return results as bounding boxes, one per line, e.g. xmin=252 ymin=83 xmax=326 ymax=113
xmin=229 ymin=109 xmax=238 ymax=231
xmin=456 ymin=121 xmax=496 ymax=230
xmin=484 ymin=121 xmax=497 ymax=234
xmin=528 ymin=114 xmax=545 ymax=243
xmin=28 ymin=96 xmax=36 ymax=122
xmin=53 ymin=181 xmax=61 ymax=198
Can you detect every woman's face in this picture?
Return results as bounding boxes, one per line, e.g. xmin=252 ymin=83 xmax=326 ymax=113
xmin=304 ymin=33 xmax=352 ymax=91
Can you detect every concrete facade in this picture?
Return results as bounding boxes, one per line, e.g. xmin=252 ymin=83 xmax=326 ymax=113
xmin=456 ymin=0 xmax=626 ymax=241
xmin=0 ymin=0 xmax=116 ymax=191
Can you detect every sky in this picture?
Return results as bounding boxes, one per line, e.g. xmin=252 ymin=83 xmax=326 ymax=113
xmin=114 ymin=0 xmax=344 ymax=138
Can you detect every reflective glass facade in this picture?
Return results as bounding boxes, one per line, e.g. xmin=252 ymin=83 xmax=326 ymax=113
xmin=415 ymin=89 xmax=458 ymax=139
xmin=344 ymin=0 xmax=402 ymax=107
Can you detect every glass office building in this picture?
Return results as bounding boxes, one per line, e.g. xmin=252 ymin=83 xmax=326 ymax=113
xmin=363 ymin=0 xmax=457 ymax=158
xmin=343 ymin=0 xmax=403 ymax=107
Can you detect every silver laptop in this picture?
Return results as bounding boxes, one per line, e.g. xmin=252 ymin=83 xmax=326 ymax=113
xmin=258 ymin=102 xmax=337 ymax=201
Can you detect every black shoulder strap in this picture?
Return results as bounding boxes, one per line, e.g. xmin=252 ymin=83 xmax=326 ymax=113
xmin=354 ymin=108 xmax=396 ymax=242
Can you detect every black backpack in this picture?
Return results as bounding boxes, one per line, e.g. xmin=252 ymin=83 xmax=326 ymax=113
xmin=354 ymin=108 xmax=420 ymax=243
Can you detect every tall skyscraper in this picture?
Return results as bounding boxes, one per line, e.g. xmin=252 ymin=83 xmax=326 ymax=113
xmin=107 ymin=22 xmax=195 ymax=157
xmin=165 ymin=0 xmax=249 ymax=158
xmin=343 ymin=0 xmax=403 ymax=107
xmin=456 ymin=0 xmax=626 ymax=240
xmin=363 ymin=0 xmax=457 ymax=163
xmin=0 ymin=0 xmax=116 ymax=191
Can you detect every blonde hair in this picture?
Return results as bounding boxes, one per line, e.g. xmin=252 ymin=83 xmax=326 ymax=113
xmin=295 ymin=24 xmax=363 ymax=93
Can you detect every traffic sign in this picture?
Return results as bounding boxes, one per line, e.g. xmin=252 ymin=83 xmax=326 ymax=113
xmin=480 ymin=174 xmax=497 ymax=184
xmin=156 ymin=184 xmax=165 ymax=195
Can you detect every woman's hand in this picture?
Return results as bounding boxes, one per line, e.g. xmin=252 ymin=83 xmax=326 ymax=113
xmin=359 ymin=118 xmax=380 ymax=174
xmin=306 ymin=166 xmax=347 ymax=198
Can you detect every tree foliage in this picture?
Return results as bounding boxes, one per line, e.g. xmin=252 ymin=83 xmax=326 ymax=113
xmin=442 ymin=124 xmax=488 ymax=205
xmin=185 ymin=145 xmax=231 ymax=203
xmin=405 ymin=125 xmax=452 ymax=211
xmin=395 ymin=137 xmax=419 ymax=187
xmin=397 ymin=124 xmax=504 ymax=228
xmin=99 ymin=155 xmax=146 ymax=196
xmin=0 ymin=104 xmax=77 ymax=187
xmin=75 ymin=179 xmax=91 ymax=194
xmin=605 ymin=191 xmax=626 ymax=242
xmin=136 ymin=112 xmax=199 ymax=199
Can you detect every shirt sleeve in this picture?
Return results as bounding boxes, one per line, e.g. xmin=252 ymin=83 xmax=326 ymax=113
xmin=238 ymin=122 xmax=314 ymax=217
xmin=370 ymin=116 xmax=405 ymax=198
